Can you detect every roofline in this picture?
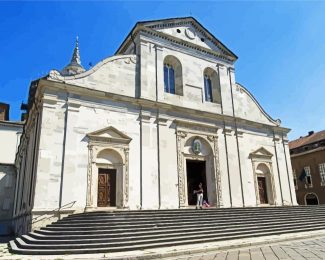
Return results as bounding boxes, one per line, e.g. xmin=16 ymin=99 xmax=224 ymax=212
xmin=115 ymin=16 xmax=238 ymax=59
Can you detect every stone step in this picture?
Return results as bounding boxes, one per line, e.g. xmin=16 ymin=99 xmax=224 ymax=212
xmin=48 ymin=213 xmax=325 ymax=230
xmin=25 ymin=220 xmax=325 ymax=244
xmin=55 ymin=211 xmax=325 ymax=226
xmin=67 ymin=206 xmax=325 ymax=218
xmin=11 ymin=224 xmax=325 ymax=255
xmin=59 ymin=209 xmax=325 ymax=222
xmin=10 ymin=206 xmax=325 ymax=255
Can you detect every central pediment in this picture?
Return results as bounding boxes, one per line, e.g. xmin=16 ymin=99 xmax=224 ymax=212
xmin=116 ymin=17 xmax=237 ymax=62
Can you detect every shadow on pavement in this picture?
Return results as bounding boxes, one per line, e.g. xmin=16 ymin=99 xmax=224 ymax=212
xmin=0 ymin=236 xmax=13 ymax=243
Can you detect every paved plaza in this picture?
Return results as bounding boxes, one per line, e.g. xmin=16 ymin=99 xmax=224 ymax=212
xmin=164 ymin=238 xmax=325 ymax=260
xmin=2 ymin=235 xmax=325 ymax=259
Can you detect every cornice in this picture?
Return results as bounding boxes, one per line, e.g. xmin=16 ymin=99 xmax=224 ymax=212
xmin=39 ymin=78 xmax=291 ymax=134
xmin=123 ymin=26 xmax=235 ymax=64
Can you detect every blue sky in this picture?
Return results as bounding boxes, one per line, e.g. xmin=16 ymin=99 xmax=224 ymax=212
xmin=0 ymin=1 xmax=324 ymax=140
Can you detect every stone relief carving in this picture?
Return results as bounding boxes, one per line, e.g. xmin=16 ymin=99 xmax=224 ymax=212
xmin=176 ymin=132 xmax=186 ymax=206
xmin=48 ymin=70 xmax=64 ymax=81
xmin=86 ymin=145 xmax=93 ymax=207
xmin=211 ymin=135 xmax=223 ymax=207
xmin=123 ymin=148 xmax=129 ymax=207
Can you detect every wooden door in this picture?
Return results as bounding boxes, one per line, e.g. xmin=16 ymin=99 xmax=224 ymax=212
xmin=97 ymin=169 xmax=116 ymax=207
xmin=258 ymin=177 xmax=268 ymax=204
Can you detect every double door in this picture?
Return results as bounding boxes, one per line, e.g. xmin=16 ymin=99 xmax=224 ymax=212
xmin=97 ymin=168 xmax=116 ymax=207
xmin=257 ymin=177 xmax=268 ymax=204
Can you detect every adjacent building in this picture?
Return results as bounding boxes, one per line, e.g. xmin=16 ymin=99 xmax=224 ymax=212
xmin=290 ymin=130 xmax=325 ymax=205
xmin=0 ymin=103 xmax=23 ymax=235
xmin=12 ymin=17 xmax=297 ymax=235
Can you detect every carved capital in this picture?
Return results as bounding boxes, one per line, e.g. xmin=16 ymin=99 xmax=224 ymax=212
xmin=207 ymin=135 xmax=218 ymax=142
xmin=177 ymin=130 xmax=187 ymax=138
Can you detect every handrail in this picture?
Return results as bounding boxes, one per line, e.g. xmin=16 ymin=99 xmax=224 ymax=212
xmin=28 ymin=200 xmax=76 ymax=228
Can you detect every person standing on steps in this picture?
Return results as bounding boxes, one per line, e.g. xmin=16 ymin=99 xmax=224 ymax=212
xmin=194 ymin=182 xmax=204 ymax=209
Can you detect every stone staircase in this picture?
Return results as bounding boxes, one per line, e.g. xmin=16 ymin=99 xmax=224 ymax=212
xmin=9 ymin=206 xmax=325 ymax=255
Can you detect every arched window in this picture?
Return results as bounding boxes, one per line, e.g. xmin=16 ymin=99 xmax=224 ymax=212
xmin=164 ymin=64 xmax=175 ymax=94
xmin=163 ymin=56 xmax=183 ymax=95
xmin=204 ymin=75 xmax=213 ymax=102
xmin=203 ymin=68 xmax=221 ymax=104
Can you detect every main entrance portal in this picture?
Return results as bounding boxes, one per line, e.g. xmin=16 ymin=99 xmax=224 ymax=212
xmin=97 ymin=168 xmax=116 ymax=207
xmin=257 ymin=177 xmax=268 ymax=204
xmin=186 ymin=160 xmax=207 ymax=205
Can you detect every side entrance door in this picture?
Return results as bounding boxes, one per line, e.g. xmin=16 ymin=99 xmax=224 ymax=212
xmin=257 ymin=177 xmax=268 ymax=204
xmin=97 ymin=168 xmax=116 ymax=207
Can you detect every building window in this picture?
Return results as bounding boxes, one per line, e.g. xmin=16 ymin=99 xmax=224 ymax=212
xmin=204 ymin=75 xmax=213 ymax=102
xmin=163 ymin=55 xmax=183 ymax=96
xmin=203 ymin=67 xmax=221 ymax=104
xmin=319 ymin=163 xmax=325 ymax=186
xmin=304 ymin=166 xmax=312 ymax=188
xmin=164 ymin=64 xmax=175 ymax=94
xmin=293 ymin=170 xmax=298 ymax=190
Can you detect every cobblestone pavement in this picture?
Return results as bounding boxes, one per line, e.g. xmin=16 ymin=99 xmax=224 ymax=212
xmin=164 ymin=237 xmax=325 ymax=260
xmin=2 ymin=236 xmax=325 ymax=259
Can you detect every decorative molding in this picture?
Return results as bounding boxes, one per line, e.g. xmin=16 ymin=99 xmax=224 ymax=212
xmin=176 ymin=130 xmax=187 ymax=139
xmin=123 ymin=147 xmax=129 ymax=208
xmin=236 ymin=130 xmax=244 ymax=138
xmin=176 ymin=132 xmax=186 ymax=206
xmin=86 ymin=145 xmax=93 ymax=207
xmin=67 ymin=99 xmax=81 ymax=112
xmin=249 ymin=147 xmax=273 ymax=160
xmin=174 ymin=119 xmax=219 ymax=135
xmin=85 ymin=126 xmax=131 ymax=210
xmin=87 ymin=126 xmax=132 ymax=145
xmin=212 ymin=135 xmax=223 ymax=207
xmin=140 ymin=112 xmax=151 ymax=123
xmin=223 ymin=127 xmax=233 ymax=136
xmin=156 ymin=116 xmax=168 ymax=126
xmin=207 ymin=135 xmax=217 ymax=142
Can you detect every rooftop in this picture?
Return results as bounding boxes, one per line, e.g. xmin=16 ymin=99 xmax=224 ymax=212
xmin=289 ymin=130 xmax=325 ymax=150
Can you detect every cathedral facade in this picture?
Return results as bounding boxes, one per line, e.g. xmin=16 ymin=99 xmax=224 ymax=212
xmin=13 ymin=17 xmax=297 ymax=234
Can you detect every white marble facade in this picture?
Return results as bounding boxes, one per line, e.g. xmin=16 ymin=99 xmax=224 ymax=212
xmin=13 ymin=17 xmax=297 ymax=234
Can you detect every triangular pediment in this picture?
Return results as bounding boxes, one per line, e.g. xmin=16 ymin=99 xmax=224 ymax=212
xmin=116 ymin=17 xmax=237 ymax=62
xmin=249 ymin=147 xmax=273 ymax=159
xmin=87 ymin=126 xmax=131 ymax=143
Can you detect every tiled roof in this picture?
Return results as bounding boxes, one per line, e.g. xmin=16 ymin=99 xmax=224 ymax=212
xmin=289 ymin=130 xmax=325 ymax=150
